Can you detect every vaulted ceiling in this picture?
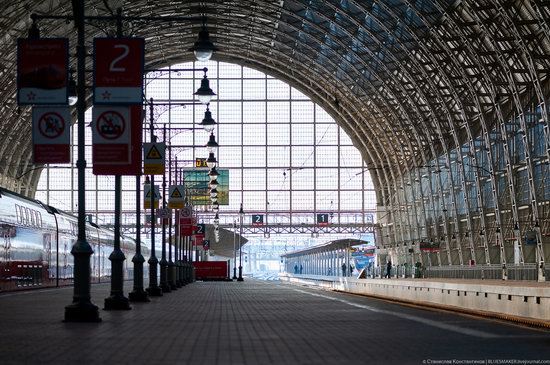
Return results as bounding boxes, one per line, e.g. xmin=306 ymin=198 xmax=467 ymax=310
xmin=0 ymin=1 xmax=549 ymax=204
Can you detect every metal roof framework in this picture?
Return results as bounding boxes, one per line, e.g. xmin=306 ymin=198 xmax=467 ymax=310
xmin=0 ymin=1 xmax=549 ymax=266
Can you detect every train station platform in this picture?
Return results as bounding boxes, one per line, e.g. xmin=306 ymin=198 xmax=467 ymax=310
xmin=280 ymin=274 xmax=550 ymax=327
xmin=1 ymin=278 xmax=549 ymax=365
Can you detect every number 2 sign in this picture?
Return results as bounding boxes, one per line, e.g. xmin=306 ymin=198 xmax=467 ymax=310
xmin=93 ymin=38 xmax=144 ymax=105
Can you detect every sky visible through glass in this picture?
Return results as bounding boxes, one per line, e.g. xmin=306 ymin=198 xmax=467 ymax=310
xmin=35 ymin=61 xmax=376 ymax=252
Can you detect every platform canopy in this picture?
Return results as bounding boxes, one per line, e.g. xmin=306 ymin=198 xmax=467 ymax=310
xmin=281 ymin=238 xmax=369 ymax=258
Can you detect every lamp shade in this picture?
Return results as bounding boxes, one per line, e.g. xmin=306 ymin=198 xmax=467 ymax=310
xmin=208 ymin=167 xmax=219 ymax=180
xmin=194 ymin=76 xmax=216 ymax=104
xmin=188 ymin=25 xmax=218 ymax=62
xmin=209 ymin=178 xmax=219 ymax=189
xmin=212 ymin=201 xmax=219 ymax=212
xmin=206 ymin=152 xmax=217 ymax=168
xmin=206 ymin=133 xmax=219 ymax=152
xmin=68 ymin=77 xmax=78 ymax=106
xmin=200 ymin=107 xmax=216 ymax=132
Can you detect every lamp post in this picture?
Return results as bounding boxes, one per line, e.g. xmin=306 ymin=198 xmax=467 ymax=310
xmin=146 ymin=100 xmax=163 ymax=297
xmin=237 ymin=203 xmax=245 ymax=281
xmin=232 ymin=220 xmax=237 ymax=280
xmin=129 ymin=173 xmax=149 ymax=302
xmin=159 ymin=125 xmax=171 ymax=293
xmin=63 ymin=3 xmax=100 ymax=322
xmin=29 ymin=7 xmax=218 ymax=320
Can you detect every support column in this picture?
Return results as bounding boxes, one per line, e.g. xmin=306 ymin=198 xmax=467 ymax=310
xmin=129 ymin=174 xmax=149 ymax=302
xmin=104 ymin=175 xmax=131 ymax=310
xmin=64 ymin=2 xmax=100 ymax=322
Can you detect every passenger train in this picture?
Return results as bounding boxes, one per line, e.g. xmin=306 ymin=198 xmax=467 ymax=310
xmin=0 ymin=187 xmax=147 ymax=291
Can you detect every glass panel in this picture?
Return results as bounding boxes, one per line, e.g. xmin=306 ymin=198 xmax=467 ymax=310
xmin=291 ymin=146 xmax=315 ymax=167
xmin=267 ymin=80 xmax=290 ymax=99
xmin=267 ymin=147 xmax=290 ymax=167
xmin=291 ymin=168 xmax=314 ymax=190
xmin=243 ymin=146 xmax=266 ymax=167
xmin=267 ymin=102 xmax=290 ymax=123
xmin=316 ymin=146 xmax=339 ymax=167
xmin=243 ymin=169 xmax=266 ymax=190
xmin=243 ymin=102 xmax=266 ymax=124
xmin=242 ymin=124 xmax=266 ymax=145
xmin=291 ymin=124 xmax=314 ymax=145
xmin=243 ymin=79 xmax=266 ymax=100
xmin=291 ymin=102 xmax=314 ymax=122
xmin=267 ymin=124 xmax=290 ymax=144
xmin=316 ymin=124 xmax=338 ymax=145
xmin=316 ymin=169 xmax=339 ymax=189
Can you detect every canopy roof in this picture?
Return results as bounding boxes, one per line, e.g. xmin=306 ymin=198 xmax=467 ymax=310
xmin=0 ymin=1 xmax=548 ymax=205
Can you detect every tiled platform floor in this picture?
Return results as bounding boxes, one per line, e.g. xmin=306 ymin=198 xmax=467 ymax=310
xmin=0 ymin=279 xmax=549 ymax=365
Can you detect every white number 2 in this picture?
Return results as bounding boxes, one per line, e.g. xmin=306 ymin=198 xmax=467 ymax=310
xmin=109 ymin=45 xmax=129 ymax=72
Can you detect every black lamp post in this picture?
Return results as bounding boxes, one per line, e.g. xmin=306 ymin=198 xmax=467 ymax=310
xmin=29 ymin=7 xmax=217 ymax=321
xmin=232 ymin=221 xmax=237 ymax=280
xmin=237 ymin=203 xmax=244 ymax=281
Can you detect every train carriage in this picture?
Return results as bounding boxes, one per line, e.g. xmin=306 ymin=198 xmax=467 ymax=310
xmin=0 ymin=187 xmax=142 ymax=292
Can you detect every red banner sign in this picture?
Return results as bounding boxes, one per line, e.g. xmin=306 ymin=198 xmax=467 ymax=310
xmin=179 ymin=217 xmax=193 ymax=236
xmin=94 ymin=38 xmax=144 ymax=104
xmin=17 ymin=38 xmax=69 ymax=105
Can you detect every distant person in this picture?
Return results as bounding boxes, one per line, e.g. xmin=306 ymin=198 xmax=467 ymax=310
xmin=294 ymin=264 xmax=298 ymax=274
xmin=341 ymin=263 xmax=346 ymax=276
xmin=349 ymin=264 xmax=354 ymax=276
xmin=327 ymin=267 xmax=332 ymax=276
xmin=385 ymin=260 xmax=392 ymax=278
xmin=299 ymin=264 xmax=303 ymax=274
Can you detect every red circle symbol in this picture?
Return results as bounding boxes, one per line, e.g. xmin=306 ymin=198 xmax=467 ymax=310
xmin=96 ymin=110 xmax=125 ymax=140
xmin=38 ymin=112 xmax=65 ymax=139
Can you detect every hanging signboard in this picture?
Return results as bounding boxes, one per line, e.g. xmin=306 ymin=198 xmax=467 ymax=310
xmin=182 ymin=169 xmax=229 ymax=205
xmin=316 ymin=213 xmax=329 ymax=226
xmin=143 ymin=143 xmax=165 ymax=175
xmin=92 ymin=105 xmax=142 ymax=175
xmin=17 ymin=38 xmax=69 ymax=105
xmin=168 ymin=185 xmax=185 ymax=209
xmin=179 ymin=206 xmax=193 ymax=236
xmin=252 ymin=214 xmax=264 ymax=226
xmin=194 ymin=223 xmax=206 ymax=246
xmin=419 ymin=241 xmax=440 ymax=252
xmin=143 ymin=184 xmax=160 ymax=209
xmin=93 ymin=37 xmax=144 ymax=104
xmin=92 ymin=106 xmax=131 ymax=173
xmin=195 ymin=158 xmax=208 ymax=168
xmin=32 ymin=106 xmax=71 ymax=164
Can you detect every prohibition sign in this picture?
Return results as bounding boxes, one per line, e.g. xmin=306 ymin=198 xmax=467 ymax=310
xmin=96 ymin=110 xmax=126 ymax=140
xmin=38 ymin=112 xmax=65 ymax=139
xmin=181 ymin=207 xmax=192 ymax=218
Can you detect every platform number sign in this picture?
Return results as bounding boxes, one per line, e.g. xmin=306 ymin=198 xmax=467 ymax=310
xmin=194 ymin=223 xmax=206 ymax=236
xmin=252 ymin=214 xmax=264 ymax=226
xmin=93 ymin=37 xmax=144 ymax=104
xmin=317 ymin=213 xmax=329 ymax=226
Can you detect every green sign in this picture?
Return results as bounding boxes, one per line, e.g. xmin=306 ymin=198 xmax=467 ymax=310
xmin=183 ymin=169 xmax=229 ymax=205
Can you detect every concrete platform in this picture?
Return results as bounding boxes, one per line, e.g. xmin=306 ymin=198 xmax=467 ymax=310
xmin=280 ymin=274 xmax=550 ymax=326
xmin=0 ymin=279 xmax=549 ymax=364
